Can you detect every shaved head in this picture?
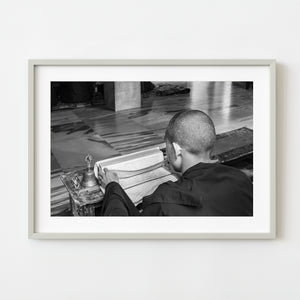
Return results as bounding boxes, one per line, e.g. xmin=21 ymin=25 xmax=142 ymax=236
xmin=165 ymin=110 xmax=216 ymax=155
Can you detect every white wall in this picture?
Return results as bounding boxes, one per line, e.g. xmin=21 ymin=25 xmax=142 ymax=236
xmin=0 ymin=0 xmax=299 ymax=299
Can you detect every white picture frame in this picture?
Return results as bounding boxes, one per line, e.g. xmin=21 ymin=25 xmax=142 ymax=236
xmin=28 ymin=59 xmax=276 ymax=239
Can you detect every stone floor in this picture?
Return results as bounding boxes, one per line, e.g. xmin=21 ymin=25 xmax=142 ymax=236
xmin=51 ymin=82 xmax=253 ymax=216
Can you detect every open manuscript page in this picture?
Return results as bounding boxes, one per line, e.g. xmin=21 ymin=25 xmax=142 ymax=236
xmin=94 ymin=148 xmax=178 ymax=204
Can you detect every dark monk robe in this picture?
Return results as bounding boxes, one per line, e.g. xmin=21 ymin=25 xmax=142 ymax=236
xmin=100 ymin=162 xmax=253 ymax=217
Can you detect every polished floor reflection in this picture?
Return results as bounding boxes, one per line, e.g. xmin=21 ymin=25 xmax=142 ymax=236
xmin=51 ymin=82 xmax=253 ymax=215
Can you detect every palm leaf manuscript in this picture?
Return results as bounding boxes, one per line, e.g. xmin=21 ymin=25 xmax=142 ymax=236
xmin=94 ymin=148 xmax=178 ymax=204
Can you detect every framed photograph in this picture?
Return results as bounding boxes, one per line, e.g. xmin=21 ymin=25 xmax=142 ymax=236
xmin=28 ymin=59 xmax=276 ymax=239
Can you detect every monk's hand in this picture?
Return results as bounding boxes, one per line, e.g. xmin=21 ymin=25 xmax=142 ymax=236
xmin=97 ymin=166 xmax=119 ymax=188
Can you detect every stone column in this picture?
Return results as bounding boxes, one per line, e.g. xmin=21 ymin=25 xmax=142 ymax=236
xmin=103 ymin=82 xmax=141 ymax=111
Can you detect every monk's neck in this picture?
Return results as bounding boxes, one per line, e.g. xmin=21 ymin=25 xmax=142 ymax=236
xmin=181 ymin=153 xmax=217 ymax=173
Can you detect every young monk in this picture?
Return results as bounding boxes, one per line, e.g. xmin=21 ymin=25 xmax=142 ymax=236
xmin=98 ymin=110 xmax=253 ymax=216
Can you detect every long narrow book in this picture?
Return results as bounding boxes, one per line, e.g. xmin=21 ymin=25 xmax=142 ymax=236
xmin=94 ymin=148 xmax=178 ymax=204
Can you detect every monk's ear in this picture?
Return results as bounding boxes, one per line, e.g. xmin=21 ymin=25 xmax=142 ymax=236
xmin=172 ymin=142 xmax=182 ymax=157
